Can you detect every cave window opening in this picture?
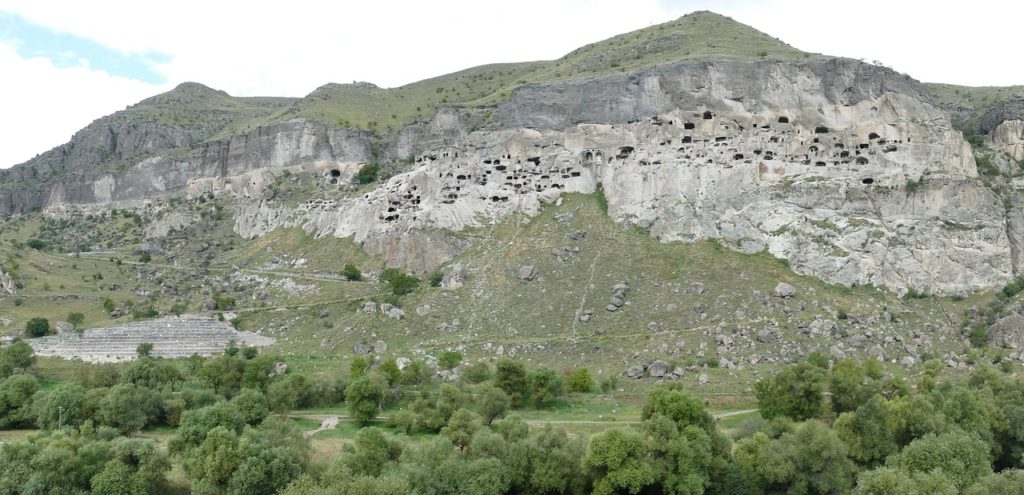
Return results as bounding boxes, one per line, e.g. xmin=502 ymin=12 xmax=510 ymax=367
xmin=702 ymin=111 xmax=713 ymax=120
xmin=862 ymin=178 xmax=874 ymax=184
xmin=778 ymin=116 xmax=789 ymax=123
xmin=868 ymin=132 xmax=880 ymax=140
xmin=329 ymin=169 xmax=341 ymax=178
xmin=684 ymin=122 xmax=696 ymax=129
xmin=815 ymin=126 xmax=830 ymax=134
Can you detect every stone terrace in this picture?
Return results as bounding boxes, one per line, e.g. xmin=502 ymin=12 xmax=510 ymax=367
xmin=29 ymin=316 xmax=275 ymax=362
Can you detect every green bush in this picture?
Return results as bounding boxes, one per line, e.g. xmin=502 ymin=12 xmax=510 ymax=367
xmin=341 ymin=263 xmax=362 ymax=281
xmin=354 ymin=164 xmax=379 ymax=184
xmin=25 ymin=239 xmax=46 ymax=250
xmin=25 ymin=317 xmax=50 ymax=338
xmin=138 ymin=253 xmax=152 ymax=263
xmin=380 ymin=268 xmax=420 ymax=296
xmin=427 ymin=270 xmax=444 ymax=287
xmin=567 ymin=368 xmax=595 ymax=393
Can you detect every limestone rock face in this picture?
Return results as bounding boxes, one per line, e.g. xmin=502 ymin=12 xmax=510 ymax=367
xmin=0 ymin=268 xmax=15 ymax=296
xmin=6 ymin=58 xmax=1010 ymax=294
xmin=987 ymin=120 xmax=1024 ymax=161
xmin=989 ymin=314 xmax=1024 ymax=349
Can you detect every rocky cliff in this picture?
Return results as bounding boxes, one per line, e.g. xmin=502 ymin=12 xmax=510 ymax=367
xmin=0 ymin=13 xmax=1017 ymax=295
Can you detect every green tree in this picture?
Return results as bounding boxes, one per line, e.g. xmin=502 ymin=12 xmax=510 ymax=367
xmin=477 ymin=386 xmax=510 ymax=425
xmin=755 ymin=361 xmax=827 ymax=420
xmin=354 ymin=163 xmax=378 ymax=184
xmin=346 ymin=376 xmax=384 ymax=426
xmin=585 ymin=428 xmax=657 ymax=495
xmin=96 ymin=383 xmax=163 ymax=433
xmin=895 ymin=431 xmax=992 ymax=490
xmin=462 ymin=361 xmax=492 ymax=384
xmin=380 ymin=268 xmax=419 ymax=296
xmin=342 ymin=427 xmax=404 ymax=477
xmin=378 ymin=358 xmax=401 ymax=385
xmin=0 ymin=339 xmax=34 ymax=378
xmin=854 ymin=467 xmax=957 ymax=495
xmin=341 ymin=263 xmax=362 ymax=281
xmin=834 ymin=396 xmax=898 ymax=465
xmin=495 ymin=359 xmax=528 ymax=407
xmin=33 ymin=382 xmax=87 ymax=430
xmin=25 ymin=317 xmax=50 ymax=337
xmin=230 ymin=389 xmax=270 ymax=425
xmin=442 ymin=408 xmax=483 ymax=451
xmin=136 ymin=342 xmax=154 ymax=358
xmin=66 ymin=312 xmax=85 ymax=329
xmin=734 ymin=421 xmax=857 ymax=495
xmin=567 ymin=368 xmax=595 ymax=393
xmin=965 ymin=469 xmax=1024 ymax=495
xmin=0 ymin=374 xmax=39 ymax=428
xmin=527 ymin=367 xmax=564 ymax=407
xmin=350 ymin=357 xmax=369 ymax=378
xmin=831 ymin=358 xmax=882 ymax=413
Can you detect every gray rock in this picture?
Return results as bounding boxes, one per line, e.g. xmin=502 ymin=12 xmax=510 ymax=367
xmin=988 ymin=313 xmax=1024 ymax=348
xmin=354 ymin=343 xmax=373 ymax=355
xmin=375 ymin=340 xmax=388 ymax=353
xmin=757 ymin=329 xmax=774 ymax=343
xmin=578 ymin=310 xmax=592 ymax=323
xmin=625 ymin=365 xmax=644 ymax=378
xmin=517 ymin=265 xmax=538 ymax=282
xmin=387 ymin=307 xmax=405 ymax=320
xmin=202 ymin=299 xmax=217 ymax=311
xmin=416 ymin=304 xmax=432 ymax=316
xmin=270 ymin=362 xmax=288 ymax=377
xmin=698 ymin=373 xmax=709 ymax=385
xmin=606 ymin=304 xmax=620 ymax=312
xmin=648 ymin=360 xmax=670 ymax=378
xmin=900 ymin=356 xmax=916 ymax=368
xmin=773 ymin=282 xmax=796 ymax=298
xmin=609 ymin=295 xmax=625 ymax=308
xmin=867 ymin=345 xmax=886 ymax=361
xmin=441 ymin=263 xmax=467 ymax=289
xmin=569 ymin=230 xmax=587 ymax=240
xmin=361 ymin=301 xmax=377 ymax=314
xmin=318 ymin=308 xmax=330 ymax=319
xmin=647 ymin=322 xmax=660 ymax=332
xmin=396 ymin=357 xmax=412 ymax=370
xmin=54 ymin=321 xmax=74 ymax=334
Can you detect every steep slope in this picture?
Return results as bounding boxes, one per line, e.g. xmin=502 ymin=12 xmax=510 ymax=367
xmin=0 ymin=10 xmax=1012 ymax=296
xmin=0 ymin=82 xmax=294 ymax=214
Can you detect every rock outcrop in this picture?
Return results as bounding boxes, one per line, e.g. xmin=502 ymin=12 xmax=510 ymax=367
xmin=0 ymin=53 xmax=1011 ymax=294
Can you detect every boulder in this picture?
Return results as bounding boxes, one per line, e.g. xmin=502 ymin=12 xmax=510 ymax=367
xmin=387 ymin=307 xmax=405 ymax=320
xmin=0 ymin=269 xmax=15 ymax=295
xmin=202 ymin=299 xmax=218 ymax=311
xmin=396 ymin=357 xmax=412 ymax=370
xmin=647 ymin=360 xmax=670 ymax=378
xmin=375 ymin=340 xmax=388 ymax=353
xmin=757 ymin=329 xmax=774 ymax=343
xmin=353 ymin=343 xmax=373 ymax=355
xmin=318 ymin=308 xmax=330 ymax=319
xmin=625 ymin=365 xmax=644 ymax=378
xmin=899 ymin=356 xmax=916 ymax=368
xmin=773 ymin=282 xmax=797 ymax=298
xmin=270 ymin=362 xmax=288 ymax=377
xmin=809 ymin=319 xmax=837 ymax=338
xmin=361 ymin=301 xmax=377 ymax=314
xmin=988 ymin=313 xmax=1024 ymax=348
xmin=517 ymin=265 xmax=538 ymax=281
xmin=441 ymin=263 xmax=467 ymax=289
xmin=54 ymin=321 xmax=74 ymax=334
xmin=698 ymin=373 xmax=709 ymax=385
xmin=416 ymin=304 xmax=432 ymax=316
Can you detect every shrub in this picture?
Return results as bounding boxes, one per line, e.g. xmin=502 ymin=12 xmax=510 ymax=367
xmin=439 ymin=351 xmax=463 ymax=370
xmin=380 ymin=268 xmax=419 ymax=296
xmin=567 ymin=368 xmax=595 ymax=393
xmin=213 ymin=294 xmax=236 ymax=310
xmin=25 ymin=239 xmax=46 ymax=250
xmin=138 ymin=253 xmax=152 ymax=263
xmin=427 ymin=270 xmax=444 ymax=287
xmin=341 ymin=263 xmax=362 ymax=281
xmin=66 ymin=312 xmax=85 ymax=329
xmin=25 ymin=317 xmax=50 ymax=338
xmin=354 ymin=164 xmax=379 ymax=184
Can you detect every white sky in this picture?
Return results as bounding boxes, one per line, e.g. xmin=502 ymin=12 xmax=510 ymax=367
xmin=0 ymin=0 xmax=1020 ymax=168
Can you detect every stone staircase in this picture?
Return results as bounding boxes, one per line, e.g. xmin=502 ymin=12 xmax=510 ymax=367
xmin=29 ymin=316 xmax=275 ymax=362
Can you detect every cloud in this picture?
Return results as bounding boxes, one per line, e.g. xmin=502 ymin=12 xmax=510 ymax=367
xmin=0 ymin=42 xmax=167 ymax=167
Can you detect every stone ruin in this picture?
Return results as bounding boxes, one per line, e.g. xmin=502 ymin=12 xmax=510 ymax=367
xmin=28 ymin=315 xmax=275 ymax=362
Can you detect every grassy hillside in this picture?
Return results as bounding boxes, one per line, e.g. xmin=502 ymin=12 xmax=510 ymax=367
xmin=235 ymin=11 xmax=815 ymax=133
xmin=925 ymin=82 xmax=1024 ymax=130
xmin=0 ymin=187 xmax=986 ymax=405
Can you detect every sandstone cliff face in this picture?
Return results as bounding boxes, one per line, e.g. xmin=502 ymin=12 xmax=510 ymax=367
xmin=987 ymin=120 xmax=1024 ymax=161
